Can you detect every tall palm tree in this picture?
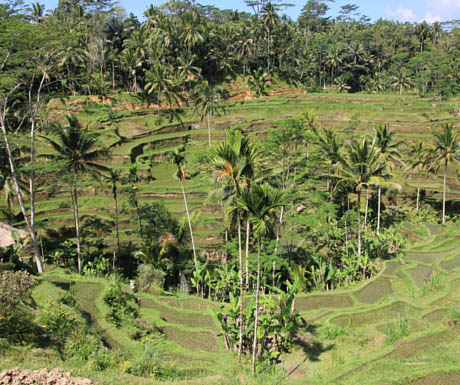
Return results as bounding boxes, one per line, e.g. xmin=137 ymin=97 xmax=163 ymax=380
xmin=236 ymin=183 xmax=286 ymax=374
xmin=432 ymin=124 xmax=460 ymax=223
xmin=43 ymin=115 xmax=108 ymax=273
xmin=313 ymin=126 xmax=341 ymax=200
xmin=407 ymin=141 xmax=428 ymax=211
xmin=212 ymin=129 xmax=260 ymax=361
xmin=338 ymin=138 xmax=385 ymax=255
xmin=167 ymin=147 xmax=197 ymax=265
xmin=193 ymin=80 xmax=226 ymax=147
xmin=374 ymin=123 xmax=400 ymax=234
xmin=105 ymin=169 xmax=121 ymax=269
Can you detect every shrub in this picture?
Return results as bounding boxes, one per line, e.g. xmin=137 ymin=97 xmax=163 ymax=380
xmin=103 ymin=283 xmax=137 ymax=327
xmin=385 ymin=314 xmax=410 ymax=344
xmin=0 ymin=270 xmax=35 ymax=317
xmin=64 ymin=330 xmax=101 ymax=361
xmin=321 ymin=324 xmax=350 ymax=340
xmin=0 ymin=338 xmax=9 ymax=354
xmin=0 ymin=271 xmax=35 ymax=341
xmin=38 ymin=302 xmax=79 ymax=339
xmin=137 ymin=264 xmax=165 ymax=292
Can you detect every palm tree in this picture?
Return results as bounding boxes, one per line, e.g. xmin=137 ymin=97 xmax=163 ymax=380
xmin=313 ymin=126 xmax=341 ymax=200
xmin=338 ymin=138 xmax=385 ymax=255
xmin=212 ymin=129 xmax=260 ymax=361
xmin=236 ymin=183 xmax=285 ymax=374
xmin=27 ymin=2 xmax=45 ymax=23
xmin=105 ymin=169 xmax=121 ymax=269
xmin=261 ymin=2 xmax=279 ymax=71
xmin=43 ymin=115 xmax=108 ymax=273
xmin=407 ymin=141 xmax=428 ymax=211
xmin=431 ymin=124 xmax=460 ymax=223
xmin=374 ymin=123 xmax=401 ymax=235
xmin=167 ymin=147 xmax=197 ymax=265
xmin=193 ymin=80 xmax=226 ymax=147
xmin=392 ymin=70 xmax=413 ymax=95
xmin=145 ymin=64 xmax=181 ymax=116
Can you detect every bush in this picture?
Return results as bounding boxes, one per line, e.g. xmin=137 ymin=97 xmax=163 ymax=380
xmin=0 ymin=271 xmax=35 ymax=341
xmin=103 ymin=283 xmax=137 ymax=327
xmin=0 ymin=337 xmax=9 ymax=354
xmin=321 ymin=324 xmax=350 ymax=340
xmin=137 ymin=264 xmax=165 ymax=292
xmin=38 ymin=302 xmax=79 ymax=339
xmin=64 ymin=330 xmax=101 ymax=361
xmin=385 ymin=314 xmax=410 ymax=344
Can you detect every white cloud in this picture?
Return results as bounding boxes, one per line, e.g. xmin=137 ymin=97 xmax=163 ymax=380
xmin=424 ymin=11 xmax=442 ymax=23
xmin=426 ymin=0 xmax=460 ymax=21
xmin=385 ymin=6 xmax=417 ymax=22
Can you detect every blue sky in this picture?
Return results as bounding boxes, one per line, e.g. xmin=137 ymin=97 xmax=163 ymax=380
xmin=39 ymin=0 xmax=460 ymax=23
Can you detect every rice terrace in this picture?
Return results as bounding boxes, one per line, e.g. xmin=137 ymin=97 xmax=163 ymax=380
xmin=1 ymin=1 xmax=460 ymax=384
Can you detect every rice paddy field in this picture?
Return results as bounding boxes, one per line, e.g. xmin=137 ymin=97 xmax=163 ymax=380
xmin=4 ymin=91 xmax=459 ymax=250
xmin=1 ymin=91 xmax=460 ymax=384
xmin=1 ymin=221 xmax=458 ymax=384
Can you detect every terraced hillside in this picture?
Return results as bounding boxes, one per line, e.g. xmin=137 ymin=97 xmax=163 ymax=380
xmin=10 ymin=92 xmax=459 ymax=254
xmin=9 ymin=221 xmax=457 ymax=385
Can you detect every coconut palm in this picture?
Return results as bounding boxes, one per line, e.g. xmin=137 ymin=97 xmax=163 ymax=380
xmin=193 ymin=80 xmax=226 ymax=147
xmin=105 ymin=169 xmax=121 ymax=269
xmin=43 ymin=115 xmax=108 ymax=273
xmin=374 ymin=123 xmax=401 ymax=234
xmin=167 ymin=147 xmax=197 ymax=265
xmin=407 ymin=141 xmax=429 ymax=211
xmin=431 ymin=124 xmax=460 ymax=223
xmin=235 ymin=183 xmax=286 ymax=374
xmin=313 ymin=126 xmax=341 ymax=200
xmin=338 ymin=138 xmax=385 ymax=255
xmin=212 ymin=129 xmax=260 ymax=361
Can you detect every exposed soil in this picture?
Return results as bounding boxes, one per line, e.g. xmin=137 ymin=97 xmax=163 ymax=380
xmin=0 ymin=368 xmax=94 ymax=385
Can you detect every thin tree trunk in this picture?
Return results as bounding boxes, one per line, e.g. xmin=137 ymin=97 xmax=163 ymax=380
xmin=252 ymin=240 xmax=261 ymax=374
xmin=416 ymin=184 xmax=420 ymax=211
xmin=364 ymin=187 xmax=369 ymax=226
xmin=245 ymin=216 xmax=250 ymax=289
xmin=207 ymin=111 xmax=211 ymax=147
xmin=442 ymin=171 xmax=446 ymax=224
xmin=0 ymin=118 xmax=43 ymax=273
xmin=357 ymin=189 xmax=362 ymax=256
xmin=181 ymin=182 xmax=197 ymax=265
xmin=377 ymin=186 xmax=381 ymax=236
xmin=113 ymin=187 xmax=120 ymax=270
xmin=237 ymin=211 xmax=244 ymax=362
xmin=71 ymin=183 xmax=82 ymax=273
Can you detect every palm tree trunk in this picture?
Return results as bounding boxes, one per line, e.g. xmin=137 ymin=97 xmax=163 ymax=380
xmin=181 ymin=181 xmax=197 ymax=265
xmin=416 ymin=184 xmax=420 ymax=211
xmin=113 ymin=187 xmax=120 ymax=270
xmin=0 ymin=118 xmax=43 ymax=273
xmin=377 ymin=186 xmax=381 ymax=236
xmin=207 ymin=111 xmax=211 ymax=147
xmin=252 ymin=239 xmax=261 ymax=374
xmin=237 ymin=211 xmax=244 ymax=361
xmin=245 ymin=216 xmax=250 ymax=289
xmin=357 ymin=189 xmax=362 ymax=256
xmin=71 ymin=182 xmax=82 ymax=273
xmin=442 ymin=171 xmax=447 ymax=224
xmin=364 ymin=188 xmax=369 ymax=226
